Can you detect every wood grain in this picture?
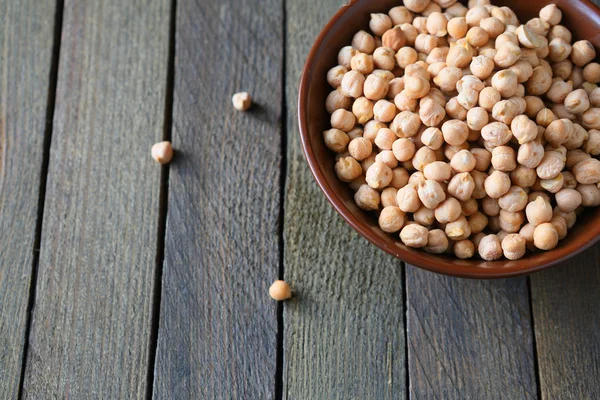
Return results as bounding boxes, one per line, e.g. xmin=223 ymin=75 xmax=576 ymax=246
xmin=406 ymin=268 xmax=537 ymax=399
xmin=151 ymin=0 xmax=283 ymax=398
xmin=283 ymin=0 xmax=406 ymax=398
xmin=406 ymin=266 xmax=537 ymax=399
xmin=0 ymin=0 xmax=57 ymax=396
xmin=531 ymin=244 xmax=600 ymax=399
xmin=21 ymin=0 xmax=171 ymax=397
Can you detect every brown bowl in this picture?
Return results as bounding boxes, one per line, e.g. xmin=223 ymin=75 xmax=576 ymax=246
xmin=299 ymin=0 xmax=600 ymax=278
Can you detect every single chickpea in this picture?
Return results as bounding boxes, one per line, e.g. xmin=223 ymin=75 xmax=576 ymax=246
xmin=269 ymin=280 xmax=292 ymax=301
xmin=397 ymin=183 xmax=422 ymax=212
xmin=418 ymin=99 xmax=446 ymax=128
xmin=415 ymin=34 xmax=438 ymax=55
xmin=376 ymin=150 xmax=399 ymax=169
xmin=335 ymin=157 xmax=363 ymax=182
xmin=533 ymin=222 xmax=559 ymax=250
xmin=381 ymin=187 xmax=399 ymax=207
xmin=350 ymin=53 xmax=374 ymax=75
xmin=323 ymin=129 xmax=350 ymax=153
xmin=472 ymin=170 xmax=488 ymax=199
xmin=382 ymin=27 xmax=407 ymax=52
xmin=391 ymin=111 xmax=421 ymax=138
xmin=491 ymin=146 xmax=516 ymax=172
xmin=389 ymin=6 xmax=413 ymax=25
xmin=584 ymin=129 xmax=600 ymax=155
xmin=481 ymin=122 xmax=512 ymax=147
xmin=446 ymin=2 xmax=468 ymax=17
xmin=519 ymin=223 xmax=536 ymax=249
xmin=442 ymin=119 xmax=469 ymax=146
xmin=536 ymin=108 xmax=558 ymax=128
xmin=446 ymin=43 xmax=474 ymax=68
xmin=444 ymin=142 xmax=469 ymax=161
xmin=552 ymin=60 xmax=573 ymax=81
xmin=482 ymin=196 xmax=500 ymax=216
xmin=457 ymin=89 xmax=479 ymax=110
xmin=395 ymin=47 xmax=418 ymax=69
xmin=404 ymin=76 xmax=430 ymax=100
xmin=378 ymin=206 xmax=406 ymax=233
xmin=491 ymin=98 xmax=522 ymax=125
xmin=539 ymin=4 xmax=562 ymax=26
xmin=425 ymin=12 xmax=447 ymax=37
xmin=466 ymin=26 xmax=489 ymax=48
xmin=492 ymin=6 xmax=518 ymax=25
xmin=536 ymin=150 xmax=566 ymax=180
xmin=391 ymin=138 xmax=416 ymax=162
xmin=400 ymin=223 xmax=429 ymax=248
xmin=394 ymin=91 xmax=418 ymax=112
xmin=354 ymin=184 xmax=381 ymax=210
xmin=404 ymin=0 xmax=431 ymax=13
xmin=547 ymin=79 xmax=572 ymax=104
xmin=348 ymin=137 xmax=372 ymax=160
xmin=445 ymin=215 xmax=471 ymax=240
xmin=554 ymin=207 xmax=577 ymax=229
xmin=555 ymin=188 xmax=582 ymax=212
xmin=516 ymin=25 xmax=546 ymax=49
xmin=582 ymin=82 xmax=600 ymax=97
xmin=524 ymin=96 xmax=545 ymax=119
xmin=414 ymin=206 xmax=435 ymax=226
xmin=499 ymin=209 xmax=524 ymax=233
xmin=466 ymin=107 xmax=488 ymax=132
xmin=468 ymin=211 xmax=489 ymax=234
xmin=387 ymin=78 xmax=405 ymax=100
xmin=578 ymin=183 xmax=600 ymax=206
xmin=424 ymin=229 xmax=449 ymax=253
xmin=350 ymin=97 xmax=373 ymax=125
xmin=369 ymin=13 xmax=392 ymax=36
xmin=573 ymin=158 xmax=600 ymax=184
xmin=479 ymin=16 xmax=503 ymax=38
xmin=372 ymin=99 xmax=396 ymax=123
xmin=454 ymin=240 xmax=475 ymax=259
xmin=151 ymin=141 xmax=174 ymax=164
xmin=528 ymin=191 xmax=551 ymax=203
xmin=426 ymin=48 xmax=449 ymax=65
xmin=448 ymin=172 xmax=475 ymax=201
xmin=466 ymin=6 xmax=490 ymax=26
xmin=417 ymin=179 xmax=446 ymax=209
xmin=564 ymin=89 xmax=591 ymax=115
xmin=445 ymin=97 xmax=468 ymax=120
xmin=341 ymin=70 xmax=366 ymax=98
xmin=478 ymin=87 xmax=500 ymax=111
xmin=511 ymin=165 xmax=537 ymax=188
xmin=433 ymin=66 xmax=463 ymax=92
xmin=540 ymin=172 xmax=564 ymax=193
xmin=423 ymin=161 xmax=452 ymax=181
xmin=366 ymin=161 xmax=393 ymax=189
xmin=450 ymin=149 xmax=476 ymax=172
xmin=400 ymin=23 xmax=419 ymax=47
xmin=484 ymin=170 xmax=511 ymax=198
xmin=501 ymin=234 xmax=526 ymax=260
xmin=327 ymin=66 xmax=348 ymax=88
xmin=363 ymin=74 xmax=389 ymax=101
xmin=428 ymin=61 xmax=448 ymax=78
xmin=471 ymin=148 xmax=491 ymax=172
xmin=526 ymin=196 xmax=553 ymax=226
xmin=363 ymin=120 xmax=386 ymax=142
xmin=562 ymin=170 xmax=578 ymax=189
xmin=447 ymin=17 xmax=468 ymax=39
xmin=498 ymin=186 xmax=528 ymax=212
xmin=338 ymin=46 xmax=358 ymax=69
xmin=375 ymin=128 xmax=398 ymax=151
xmin=421 ymin=127 xmax=444 ymax=150
xmin=478 ymin=234 xmax=503 ymax=260
xmin=509 ymin=115 xmax=537 ymax=145
xmin=461 ymin=197 xmax=479 ymax=217
xmin=434 ymin=197 xmax=462 ymax=223
xmin=526 ymin=66 xmax=553 ymax=96
xmin=567 ymin=149 xmax=592 ymax=169
xmin=582 ymin=108 xmax=600 ymax=130
xmin=409 ymin=171 xmax=426 ymax=185
xmin=494 ymin=42 xmax=521 ymax=69
xmin=491 ymin=69 xmax=518 ymax=98
xmin=326 ymin=88 xmax=352 ymax=114
xmin=571 ymin=40 xmax=596 ymax=67
xmin=352 ymin=30 xmax=376 ymax=54
xmin=527 ymin=17 xmax=550 ymax=36
xmin=569 ymin=66 xmax=585 ymax=88
xmin=469 ymin=55 xmax=494 ymax=80
xmin=390 ymin=167 xmax=410 ymax=188
xmin=590 ymin=88 xmax=600 ymax=107
xmin=550 ymin=215 xmax=568 ymax=239
xmin=412 ymin=146 xmax=436 ymax=171
xmin=548 ymin=38 xmax=572 ymax=63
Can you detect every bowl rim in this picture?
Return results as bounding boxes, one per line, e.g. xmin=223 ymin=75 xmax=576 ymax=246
xmin=298 ymin=0 xmax=600 ymax=278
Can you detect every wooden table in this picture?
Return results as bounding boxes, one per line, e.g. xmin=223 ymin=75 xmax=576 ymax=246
xmin=1 ymin=0 xmax=599 ymax=398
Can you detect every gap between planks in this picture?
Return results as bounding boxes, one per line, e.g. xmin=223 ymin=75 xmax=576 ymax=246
xmin=17 ymin=0 xmax=65 ymax=397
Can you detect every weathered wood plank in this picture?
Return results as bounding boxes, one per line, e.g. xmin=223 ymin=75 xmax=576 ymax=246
xmin=283 ymin=0 xmax=406 ymax=398
xmin=406 ymin=268 xmax=537 ymax=399
xmin=152 ymin=0 xmax=283 ymax=398
xmin=531 ymin=244 xmax=600 ymax=399
xmin=22 ymin=0 xmax=171 ymax=397
xmin=0 ymin=0 xmax=57 ymax=396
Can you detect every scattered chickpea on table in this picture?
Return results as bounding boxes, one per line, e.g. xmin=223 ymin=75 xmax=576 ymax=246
xmin=323 ymin=0 xmax=600 ymax=261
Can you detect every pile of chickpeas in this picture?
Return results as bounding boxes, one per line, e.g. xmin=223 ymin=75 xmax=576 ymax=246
xmin=324 ymin=0 xmax=600 ymax=261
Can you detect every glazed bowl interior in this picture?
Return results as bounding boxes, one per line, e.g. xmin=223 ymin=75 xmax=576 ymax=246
xmin=299 ymin=0 xmax=600 ymax=278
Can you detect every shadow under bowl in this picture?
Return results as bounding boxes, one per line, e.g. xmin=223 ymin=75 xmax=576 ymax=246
xmin=299 ymin=0 xmax=600 ymax=278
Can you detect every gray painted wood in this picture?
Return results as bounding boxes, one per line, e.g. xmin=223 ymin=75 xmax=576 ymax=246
xmin=283 ymin=0 xmax=406 ymax=398
xmin=0 ymin=0 xmax=57 ymax=396
xmin=406 ymin=268 xmax=537 ymax=399
xmin=21 ymin=0 xmax=171 ymax=397
xmin=531 ymin=244 xmax=600 ymax=399
xmin=152 ymin=0 xmax=283 ymax=398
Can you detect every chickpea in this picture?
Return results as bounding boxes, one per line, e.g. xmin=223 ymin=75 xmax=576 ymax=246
xmin=335 ymin=156 xmax=363 ymax=182
xmin=390 ymin=167 xmax=410 ymax=189
xmin=400 ymin=23 xmax=419 ymax=47
xmin=481 ymin=122 xmax=512 ymax=147
xmin=499 ymin=209 xmax=524 ymax=233
xmin=562 ymin=170 xmax=578 ymax=189
xmin=448 ymin=172 xmax=475 ymax=201
xmin=571 ymin=40 xmax=596 ymax=67
xmin=361 ymin=153 xmax=377 ymax=173
xmin=418 ymin=99 xmax=445 ymax=128
xmin=478 ymin=87 xmax=501 ymax=111
xmin=567 ymin=149 xmax=591 ymax=169
xmin=564 ymin=89 xmax=591 ymax=114
xmin=422 ymin=229 xmax=448 ymax=253
xmin=516 ymin=25 xmax=546 ymax=49
xmin=471 ymin=148 xmax=491 ymax=172
xmin=397 ymin=183 xmax=422 ymax=212
xmin=338 ymin=46 xmax=359 ymax=69
xmin=536 ymin=108 xmax=557 ymax=128
xmin=583 ymin=64 xmax=600 ymax=87
xmin=478 ymin=16 xmax=503 ymax=38
xmin=442 ymin=119 xmax=469 ymax=146
xmin=550 ymin=215 xmax=569 ymax=240
xmin=433 ymin=66 xmax=463 ymax=92
xmin=409 ymin=171 xmax=427 ymax=185
xmin=417 ymin=179 xmax=447 ymax=209
xmin=326 ymin=88 xmax=352 ymax=114
xmin=465 ymin=26 xmax=488 ymax=48
xmin=354 ymin=184 xmax=381 ymax=210
xmin=350 ymin=53 xmax=374 ymax=75
xmin=323 ymin=129 xmax=350 ymax=153
xmin=457 ymin=89 xmax=479 ymax=110
xmin=525 ymin=196 xmax=553 ymax=226
xmin=466 ymin=6 xmax=490 ymax=26
xmin=467 ymin=211 xmax=488 ymax=234
xmin=533 ymin=222 xmax=559 ymax=250
xmin=524 ymin=96 xmax=545 ymax=119
xmin=552 ymin=60 xmax=573 ymax=81
xmin=536 ymin=150 xmax=566 ymax=180
xmin=553 ymin=187 xmax=583 ymax=212
xmin=500 ymin=234 xmax=526 ymax=260
xmin=509 ymin=115 xmax=537 ymax=145
xmin=511 ymin=165 xmax=537 ymax=188
xmin=445 ymin=215 xmax=471 ymax=240
xmin=449 ymin=149 xmax=475 ymax=173
xmin=423 ymin=161 xmax=452 ymax=181
xmin=539 ymin=4 xmax=562 ymax=26
xmin=363 ymin=120 xmax=386 ymax=142
xmin=446 ymin=2 xmax=468 ymax=17
xmin=400 ymin=223 xmax=429 ymax=248
xmin=484 ymin=170 xmax=511 ymax=198
xmin=374 ymin=128 xmax=397 ymax=150
xmin=547 ymin=38 xmax=572 ymax=63
xmin=395 ymin=47 xmax=418 ymax=70
xmin=469 ymin=55 xmax=494 ymax=80
xmin=378 ymin=206 xmax=406 ymax=233
xmin=381 ymin=187 xmax=399 ymax=207
xmin=490 ymin=145 xmax=516 ymax=172
xmin=583 ymin=129 xmax=600 ymax=155
xmin=528 ymin=191 xmax=551 ymax=204
xmin=460 ymin=197 xmax=479 ymax=217
xmin=403 ymin=76 xmax=430 ymax=100
xmin=352 ymin=30 xmax=376 ymax=54
xmin=392 ymin=111 xmax=423 ymax=138
xmin=381 ymin=27 xmax=407 ymax=52
xmin=389 ymin=6 xmax=413 ymax=25
xmin=582 ymin=108 xmax=600 ymax=130
xmin=554 ymin=207 xmax=577 ymax=229
xmin=465 ymin=107 xmax=488 ymax=132
xmin=578 ymin=183 xmax=600 ymax=206
xmin=341 ymin=70 xmax=366 ymax=98
xmin=349 ymin=97 xmax=372 ymax=125
xmin=434 ymin=197 xmax=461 ymax=223
xmin=444 ymin=142 xmax=469 ymax=161
xmin=386 ymin=78 xmax=405 ymax=100
xmin=546 ymin=79 xmax=572 ymax=104
xmin=492 ymin=6 xmax=518 ymax=25
xmin=366 ymin=161 xmax=393 ymax=189
xmin=363 ymin=74 xmax=389 ymax=101
xmin=446 ymin=43 xmax=473 ymax=68
xmin=573 ymin=158 xmax=600 ymax=184
xmin=482 ymin=196 xmax=500 ymax=216
xmin=372 ymin=99 xmax=396 ymax=123
xmin=392 ymin=138 xmax=416 ymax=162
xmin=526 ymin=66 xmax=553 ymax=96
xmin=570 ymin=66 xmax=585 ymax=89
xmin=327 ymin=65 xmax=348 ymax=88
xmin=498 ymin=185 xmax=528 ymax=212
xmin=420 ymin=127 xmax=444 ymax=150
xmin=269 ymin=280 xmax=292 ymax=301
xmin=494 ymin=42 xmax=521 ymax=69
xmin=376 ymin=150 xmax=399 ymax=169
xmin=491 ymin=69 xmax=518 ymax=98
xmin=543 ymin=118 xmax=573 ymax=148
xmin=447 ymin=17 xmax=468 ymax=39
xmin=445 ymin=97 xmax=468 ymax=120
xmin=478 ymin=234 xmax=502 ymax=260
xmin=348 ymin=137 xmax=372 ymax=160
xmin=412 ymin=146 xmax=436 ymax=171
xmin=454 ymin=239 xmax=475 ymax=259
xmin=590 ymin=88 xmax=600 ymax=108
xmin=394 ymin=91 xmax=418 ymax=112
xmin=369 ymin=13 xmax=392 ymax=36
xmin=413 ymin=206 xmax=434 ymax=227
